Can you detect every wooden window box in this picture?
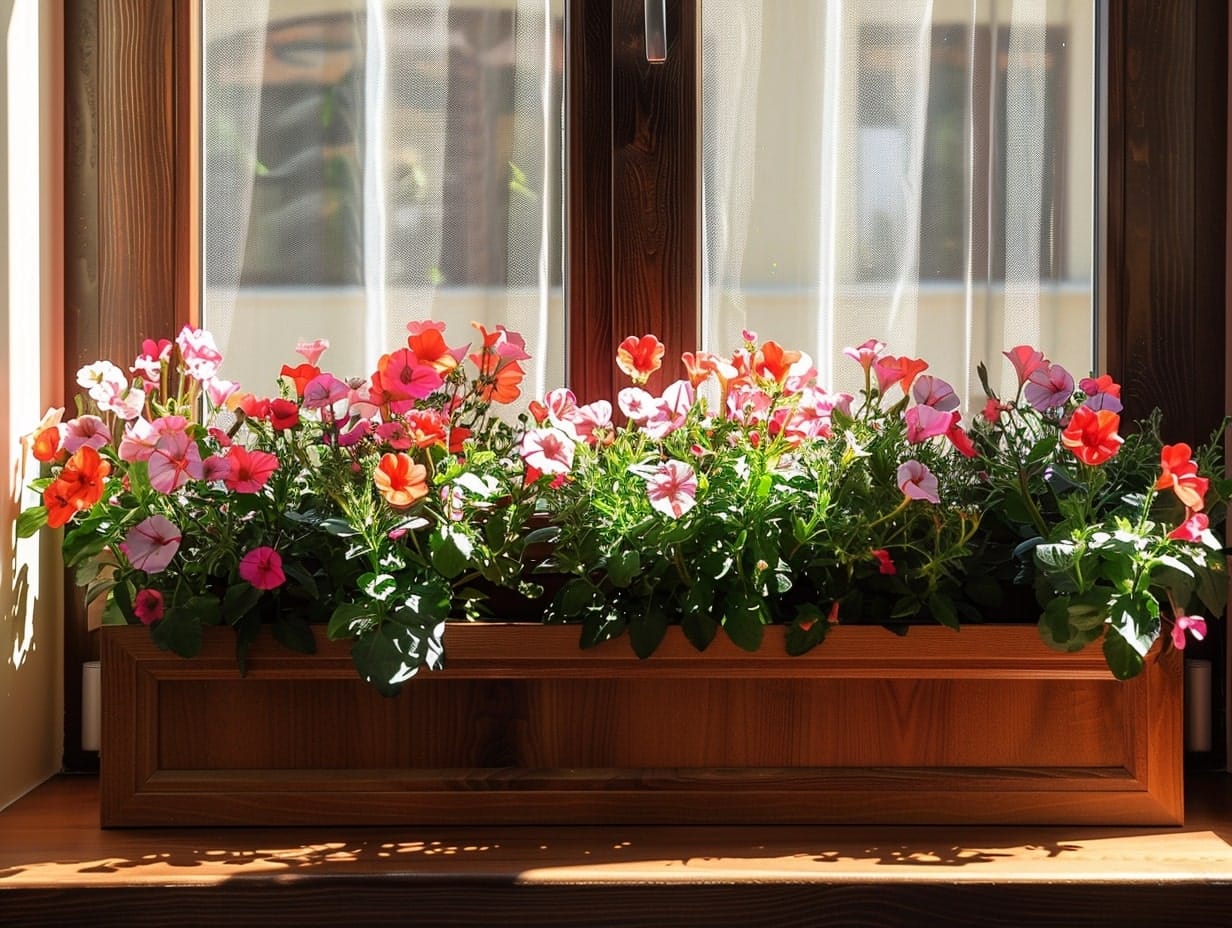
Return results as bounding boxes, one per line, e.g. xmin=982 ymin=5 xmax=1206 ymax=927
xmin=99 ymin=622 xmax=1182 ymax=827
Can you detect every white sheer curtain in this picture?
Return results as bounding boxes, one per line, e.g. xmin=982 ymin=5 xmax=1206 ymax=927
xmin=202 ymin=0 xmax=565 ymax=400
xmin=702 ymin=0 xmax=1095 ymax=406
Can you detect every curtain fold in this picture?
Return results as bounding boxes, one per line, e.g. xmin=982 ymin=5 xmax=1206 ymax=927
xmin=203 ymin=0 xmax=564 ymax=401
xmin=701 ymin=0 xmax=1094 ymax=407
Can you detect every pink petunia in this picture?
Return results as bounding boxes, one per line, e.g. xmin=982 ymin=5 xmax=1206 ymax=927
xmin=1024 ymin=363 xmax=1074 ymax=411
xmin=302 ymin=373 xmax=350 ymax=411
xmin=843 ymin=338 xmax=886 ymax=372
xmin=520 ymin=427 xmax=576 ymax=475
xmin=897 ymin=459 xmax=940 ymax=504
xmin=77 ymin=360 xmax=127 ymax=404
xmin=239 ymin=546 xmax=286 ymax=590
xmin=911 ymin=375 xmax=960 ymax=412
xmin=1003 ymin=345 xmax=1046 ymax=387
xmin=119 ymin=417 xmax=159 ymax=462
xmin=204 ymin=377 xmax=240 ymax=410
xmin=905 ymin=404 xmax=956 ymax=443
xmin=176 ymin=326 xmax=225 ymax=381
xmin=148 ymin=429 xmax=204 ymax=493
xmin=133 ymin=589 xmax=164 ymax=625
xmin=618 ymin=387 xmax=656 ymax=422
xmin=202 ymin=453 xmax=231 ymax=483
xmin=61 ymin=415 xmax=113 ymax=453
xmin=295 ymin=338 xmax=331 ymax=366
xmin=645 ymin=459 xmax=698 ymax=518
xmin=1168 ymin=511 xmax=1210 ymax=542
xmin=120 ymin=515 xmax=182 ymax=574
xmin=1170 ymin=614 xmax=1207 ymax=650
xmin=642 ymin=380 xmax=695 ymax=439
xmin=223 ymin=446 xmax=279 ymax=493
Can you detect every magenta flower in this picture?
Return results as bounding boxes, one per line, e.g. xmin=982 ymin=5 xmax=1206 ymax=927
xmin=1171 ymin=614 xmax=1207 ymax=650
xmin=239 ymin=546 xmax=286 ymax=590
xmin=905 ymin=404 xmax=956 ymax=443
xmin=872 ymin=549 xmax=896 ymax=575
xmin=202 ymin=453 xmax=231 ymax=482
xmin=1003 ymin=345 xmax=1046 ymax=387
xmin=1168 ymin=511 xmax=1210 ymax=542
xmin=645 ymin=459 xmax=698 ymax=518
xmin=148 ymin=429 xmax=204 ymax=493
xmin=302 ymin=373 xmax=350 ymax=411
xmin=1024 ymin=363 xmax=1074 ymax=411
xmin=133 ymin=589 xmax=164 ymax=625
xmin=223 ymin=446 xmax=279 ymax=493
xmin=520 ymin=427 xmax=576 ymax=475
xmin=897 ymin=459 xmax=940 ymax=504
xmin=120 ymin=515 xmax=182 ymax=574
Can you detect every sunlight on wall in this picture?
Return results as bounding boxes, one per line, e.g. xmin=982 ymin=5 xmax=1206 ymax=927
xmin=0 ymin=0 xmax=63 ymax=811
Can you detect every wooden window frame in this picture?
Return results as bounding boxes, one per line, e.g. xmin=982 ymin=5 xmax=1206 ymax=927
xmin=59 ymin=0 xmax=1227 ymax=769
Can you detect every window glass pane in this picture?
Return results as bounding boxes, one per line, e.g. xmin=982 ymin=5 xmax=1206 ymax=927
xmin=702 ymin=0 xmax=1095 ymax=407
xmin=202 ymin=0 xmax=565 ymax=400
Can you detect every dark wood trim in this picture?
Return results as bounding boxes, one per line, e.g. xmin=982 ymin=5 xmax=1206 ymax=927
xmin=62 ymin=0 xmax=191 ymax=769
xmin=567 ymin=0 xmax=699 ymax=404
xmin=1103 ymin=0 xmax=1227 ymax=446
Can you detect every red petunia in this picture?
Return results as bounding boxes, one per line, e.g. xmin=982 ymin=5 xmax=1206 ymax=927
xmin=1060 ymin=407 xmax=1122 ymax=466
xmin=616 ymin=335 xmax=666 ymax=385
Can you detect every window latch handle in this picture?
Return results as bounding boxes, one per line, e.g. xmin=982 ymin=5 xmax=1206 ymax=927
xmin=644 ymin=0 xmax=667 ymax=62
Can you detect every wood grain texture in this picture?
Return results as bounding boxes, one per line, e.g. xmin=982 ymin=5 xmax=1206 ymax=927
xmin=4 ymin=774 xmax=1232 ymax=927
xmin=1104 ymin=0 xmax=1226 ymax=444
xmin=99 ymin=624 xmax=1182 ymax=827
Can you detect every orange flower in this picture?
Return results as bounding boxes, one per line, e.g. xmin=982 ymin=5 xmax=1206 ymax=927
xmin=1060 ymin=407 xmax=1123 ymax=466
xmin=616 ymin=335 xmax=665 ymax=384
xmin=43 ymin=446 xmax=112 ymax=528
xmin=32 ymin=426 xmax=62 ymax=462
xmin=480 ymin=360 xmax=525 ymax=405
xmin=373 ymin=453 xmax=428 ymax=509
xmin=753 ymin=340 xmax=802 ymax=385
xmin=1154 ymin=443 xmax=1207 ymax=511
xmin=408 ymin=327 xmax=464 ymax=374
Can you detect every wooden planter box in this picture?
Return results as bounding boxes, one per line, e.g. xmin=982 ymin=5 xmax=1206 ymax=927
xmin=99 ymin=622 xmax=1183 ymax=827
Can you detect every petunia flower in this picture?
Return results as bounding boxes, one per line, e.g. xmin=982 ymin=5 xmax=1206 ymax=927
xmin=842 ymin=338 xmax=886 ymax=372
xmin=872 ymin=549 xmax=896 ymax=575
xmin=120 ymin=515 xmax=182 ymax=574
xmin=238 ymin=546 xmax=286 ymax=590
xmin=897 ymin=459 xmax=940 ymax=504
xmin=873 ymin=355 xmax=928 ymax=396
xmin=519 ymin=427 xmax=576 ymax=476
xmin=223 ymin=446 xmax=279 ymax=493
xmin=43 ymin=446 xmax=111 ymax=527
xmin=616 ymin=334 xmax=666 ymax=384
xmin=911 ymin=375 xmax=960 ymax=412
xmin=1168 ymin=511 xmax=1210 ymax=542
xmin=905 ymin=404 xmax=955 ymax=443
xmin=279 ymin=363 xmax=320 ymax=397
xmin=175 ymin=326 xmax=224 ymax=382
xmin=1060 ymin=406 xmax=1122 ymax=466
xmin=148 ymin=429 xmax=204 ymax=493
xmin=645 ymin=459 xmax=698 ymax=518
xmin=294 ymin=337 xmax=330 ymax=366
xmin=61 ymin=415 xmax=112 ymax=454
xmin=1024 ymin=363 xmax=1074 ymax=411
xmin=268 ymin=398 xmax=300 ymax=431
xmin=1170 ymin=614 xmax=1207 ymax=650
xmin=1154 ymin=443 xmax=1207 ymax=511
xmin=618 ymin=386 xmax=656 ymax=422
xmin=1003 ymin=345 xmax=1046 ymax=387
xmin=373 ymin=453 xmax=429 ymax=509
xmin=752 ymin=340 xmax=802 ymax=385
xmin=133 ymin=589 xmax=164 ymax=625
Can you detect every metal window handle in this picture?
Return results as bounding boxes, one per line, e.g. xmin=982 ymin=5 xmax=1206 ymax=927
xmin=645 ymin=0 xmax=667 ymax=62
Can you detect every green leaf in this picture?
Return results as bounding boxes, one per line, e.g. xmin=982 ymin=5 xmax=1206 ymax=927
xmin=431 ymin=526 xmax=474 ymax=579
xmin=1106 ymin=591 xmax=1159 ymax=658
xmin=557 ymin=578 xmax=599 ymax=618
xmin=1102 ymin=626 xmax=1146 ymax=680
xmin=928 ymin=593 xmax=960 ymax=631
xmin=272 ymin=615 xmax=316 ymax=655
xmin=400 ymin=581 xmax=452 ymax=622
xmin=722 ymin=590 xmax=765 ymax=652
xmin=350 ymin=624 xmax=425 ymax=697
xmin=359 ymin=572 xmax=398 ymax=602
xmin=327 ymin=602 xmax=378 ymax=639
xmin=110 ymin=579 xmax=135 ymax=623
xmin=222 ymin=583 xmax=263 ymax=623
xmin=233 ymin=610 xmax=262 ymax=675
xmin=16 ymin=506 xmax=48 ymax=539
xmin=150 ymin=607 xmax=203 ymax=658
xmin=281 ymin=560 xmax=320 ymax=599
xmin=681 ymin=609 xmax=718 ymax=652
xmin=628 ymin=601 xmax=668 ymax=658
xmin=785 ymin=605 xmax=830 ymax=656
xmin=606 ymin=548 xmax=641 ymax=588
xmin=579 ymin=606 xmax=625 ymax=648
